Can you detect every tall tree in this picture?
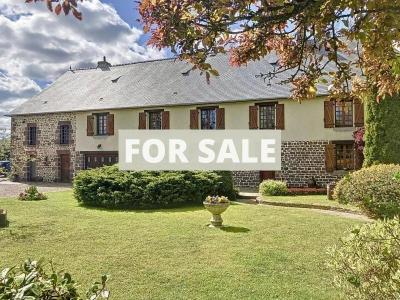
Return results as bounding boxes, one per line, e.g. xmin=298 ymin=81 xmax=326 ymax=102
xmin=138 ymin=0 xmax=400 ymax=102
xmin=26 ymin=0 xmax=400 ymax=166
xmin=27 ymin=0 xmax=400 ymax=101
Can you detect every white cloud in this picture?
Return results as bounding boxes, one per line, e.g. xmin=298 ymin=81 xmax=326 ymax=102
xmin=0 ymin=0 xmax=164 ymax=131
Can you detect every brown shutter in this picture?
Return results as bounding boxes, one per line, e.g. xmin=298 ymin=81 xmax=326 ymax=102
xmin=325 ymin=143 xmax=336 ymax=172
xmin=354 ymin=99 xmax=364 ymax=127
xmin=249 ymin=106 xmax=258 ymax=129
xmin=216 ymin=108 xmax=225 ymax=129
xmin=139 ymin=112 xmax=146 ymax=129
xmin=107 ymin=114 xmax=114 ymax=136
xmin=190 ymin=109 xmax=199 ymax=129
xmin=276 ymin=104 xmax=285 ymax=129
xmin=87 ymin=115 xmax=94 ymax=136
xmin=324 ymin=101 xmax=335 ymax=128
xmin=162 ymin=111 xmax=170 ymax=129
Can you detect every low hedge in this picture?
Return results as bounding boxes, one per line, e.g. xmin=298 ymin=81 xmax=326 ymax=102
xmin=333 ymin=164 xmax=400 ymax=219
xmin=73 ymin=166 xmax=236 ymax=209
xmin=259 ymin=180 xmax=289 ymax=196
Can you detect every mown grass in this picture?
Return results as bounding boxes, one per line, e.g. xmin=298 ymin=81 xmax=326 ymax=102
xmin=262 ymin=194 xmax=361 ymax=212
xmin=0 ymin=191 xmax=363 ymax=299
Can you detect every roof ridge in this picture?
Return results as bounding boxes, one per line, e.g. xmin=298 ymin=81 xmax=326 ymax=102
xmin=71 ymin=56 xmax=178 ymax=72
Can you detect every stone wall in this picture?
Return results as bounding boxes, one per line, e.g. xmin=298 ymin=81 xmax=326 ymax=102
xmin=276 ymin=140 xmax=341 ymax=187
xmin=11 ymin=113 xmax=80 ymax=182
xmin=233 ymin=140 xmax=342 ymax=188
xmin=232 ymin=171 xmax=260 ymax=188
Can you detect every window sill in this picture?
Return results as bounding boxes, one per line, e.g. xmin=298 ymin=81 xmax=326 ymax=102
xmin=93 ymin=135 xmax=110 ymax=138
xmin=332 ymin=169 xmax=354 ymax=176
xmin=333 ymin=127 xmax=355 ymax=132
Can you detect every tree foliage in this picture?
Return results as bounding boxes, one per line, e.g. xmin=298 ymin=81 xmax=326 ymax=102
xmin=0 ymin=138 xmax=10 ymax=161
xmin=0 ymin=259 xmax=110 ymax=300
xmin=364 ymin=94 xmax=400 ymax=165
xmin=27 ymin=0 xmax=400 ymax=101
xmin=138 ymin=0 xmax=400 ymax=101
xmin=25 ymin=0 xmax=82 ymax=20
xmin=328 ymin=218 xmax=400 ymax=300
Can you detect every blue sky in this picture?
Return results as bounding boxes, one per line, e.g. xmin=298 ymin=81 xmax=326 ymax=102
xmin=102 ymin=0 xmax=148 ymax=43
xmin=0 ymin=0 xmax=166 ymax=134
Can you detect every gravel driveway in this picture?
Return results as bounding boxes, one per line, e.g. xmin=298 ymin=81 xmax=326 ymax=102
xmin=0 ymin=178 xmax=72 ymax=198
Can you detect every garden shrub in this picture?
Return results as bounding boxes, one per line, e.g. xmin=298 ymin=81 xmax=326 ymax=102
xmin=18 ymin=185 xmax=47 ymax=201
xmin=364 ymin=94 xmax=400 ymax=166
xmin=328 ymin=218 xmax=400 ymax=300
xmin=259 ymin=180 xmax=288 ymax=196
xmin=333 ymin=164 xmax=400 ymax=218
xmin=0 ymin=259 xmax=110 ymax=299
xmin=0 ymin=167 xmax=8 ymax=177
xmin=73 ymin=166 xmax=236 ymax=209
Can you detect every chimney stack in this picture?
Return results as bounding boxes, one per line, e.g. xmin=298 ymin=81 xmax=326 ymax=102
xmin=97 ymin=56 xmax=111 ymax=70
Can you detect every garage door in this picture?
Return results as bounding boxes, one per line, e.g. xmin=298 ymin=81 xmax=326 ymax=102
xmin=84 ymin=152 xmax=119 ymax=169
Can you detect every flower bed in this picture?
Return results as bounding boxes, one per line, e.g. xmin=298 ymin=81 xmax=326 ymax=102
xmin=287 ymin=187 xmax=327 ymax=195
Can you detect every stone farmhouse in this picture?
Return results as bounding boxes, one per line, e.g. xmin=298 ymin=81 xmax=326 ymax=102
xmin=8 ymin=55 xmax=365 ymax=187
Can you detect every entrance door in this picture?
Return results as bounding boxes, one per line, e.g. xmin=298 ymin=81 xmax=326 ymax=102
xmin=59 ymin=154 xmax=70 ymax=182
xmin=27 ymin=160 xmax=36 ymax=181
xmin=260 ymin=171 xmax=276 ymax=182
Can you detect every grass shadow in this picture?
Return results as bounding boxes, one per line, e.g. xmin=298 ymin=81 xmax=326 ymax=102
xmin=220 ymin=226 xmax=250 ymax=233
xmin=77 ymin=202 xmax=204 ymax=214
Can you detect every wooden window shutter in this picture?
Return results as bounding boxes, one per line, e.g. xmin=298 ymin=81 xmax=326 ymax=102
xmin=249 ymin=106 xmax=258 ymax=129
xmin=216 ymin=108 xmax=225 ymax=129
xmin=354 ymin=99 xmax=364 ymax=127
xmin=325 ymin=143 xmax=336 ymax=172
xmin=87 ymin=115 xmax=94 ymax=136
xmin=324 ymin=101 xmax=335 ymax=128
xmin=275 ymin=104 xmax=285 ymax=129
xmin=190 ymin=109 xmax=199 ymax=129
xmin=162 ymin=111 xmax=170 ymax=129
xmin=107 ymin=114 xmax=114 ymax=136
xmin=139 ymin=112 xmax=146 ymax=129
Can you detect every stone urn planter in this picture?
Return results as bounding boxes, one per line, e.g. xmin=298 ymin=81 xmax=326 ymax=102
xmin=0 ymin=209 xmax=7 ymax=228
xmin=203 ymin=196 xmax=230 ymax=227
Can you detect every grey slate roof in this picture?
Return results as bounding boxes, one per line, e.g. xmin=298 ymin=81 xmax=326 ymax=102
xmin=9 ymin=54 xmax=331 ymax=116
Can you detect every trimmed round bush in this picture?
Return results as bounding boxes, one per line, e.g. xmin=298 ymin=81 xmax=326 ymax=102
xmin=328 ymin=218 xmax=400 ymax=299
xmin=333 ymin=164 xmax=400 ymax=218
xmin=73 ymin=165 xmax=236 ymax=209
xmin=259 ymin=180 xmax=288 ymax=196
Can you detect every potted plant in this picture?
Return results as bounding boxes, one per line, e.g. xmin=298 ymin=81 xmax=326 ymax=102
xmin=203 ymin=196 xmax=230 ymax=227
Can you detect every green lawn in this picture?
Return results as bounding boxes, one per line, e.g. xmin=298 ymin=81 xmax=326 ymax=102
xmin=0 ymin=192 xmax=364 ymax=299
xmin=262 ymin=194 xmax=361 ymax=212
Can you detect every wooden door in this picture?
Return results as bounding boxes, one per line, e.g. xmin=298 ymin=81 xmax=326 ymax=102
xmin=260 ymin=171 xmax=276 ymax=182
xmin=59 ymin=154 xmax=70 ymax=182
xmin=27 ymin=160 xmax=36 ymax=181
